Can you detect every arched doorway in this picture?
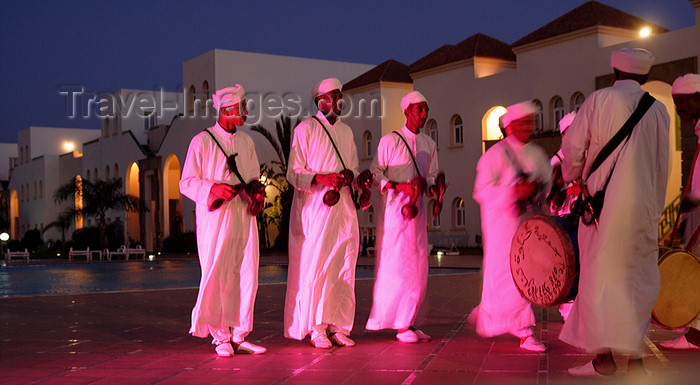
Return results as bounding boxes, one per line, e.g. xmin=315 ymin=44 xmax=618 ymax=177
xmin=162 ymin=154 xmax=183 ymax=238
xmin=74 ymin=175 xmax=83 ymax=230
xmin=643 ymin=80 xmax=680 ymax=206
xmin=126 ymin=162 xmax=141 ymax=245
xmin=10 ymin=190 xmax=18 ymax=239
xmin=481 ymin=106 xmax=507 ymax=153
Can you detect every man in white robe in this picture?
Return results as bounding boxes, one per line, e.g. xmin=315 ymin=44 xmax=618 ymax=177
xmin=366 ymin=91 xmax=438 ymax=343
xmin=471 ymin=100 xmax=551 ymax=352
xmin=180 ymin=85 xmax=266 ymax=357
xmin=284 ymin=78 xmax=361 ymax=348
xmin=659 ymin=73 xmax=700 ymax=351
xmin=560 ymin=48 xmax=669 ymax=377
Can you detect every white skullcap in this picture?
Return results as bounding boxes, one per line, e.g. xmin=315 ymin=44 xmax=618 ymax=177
xmin=312 ymin=78 xmax=342 ymax=98
xmin=672 ymin=73 xmax=700 ymax=95
xmin=559 ymin=111 xmax=576 ymax=134
xmin=212 ymin=84 xmax=245 ymax=110
xmin=400 ymin=91 xmax=428 ymax=112
xmin=501 ymin=100 xmax=537 ymax=128
xmin=610 ymin=48 xmax=654 ymax=75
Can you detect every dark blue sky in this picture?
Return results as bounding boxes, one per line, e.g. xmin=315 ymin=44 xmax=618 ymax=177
xmin=0 ymin=0 xmax=694 ymax=143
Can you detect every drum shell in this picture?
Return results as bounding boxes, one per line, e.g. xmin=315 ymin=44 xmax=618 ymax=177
xmin=652 ymin=248 xmax=700 ymax=329
xmin=510 ymin=215 xmax=579 ymax=307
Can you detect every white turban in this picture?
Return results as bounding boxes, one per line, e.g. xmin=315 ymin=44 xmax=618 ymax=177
xmin=672 ymin=73 xmax=700 ymax=95
xmin=610 ymin=48 xmax=654 ymax=75
xmin=501 ymin=100 xmax=537 ymax=128
xmin=312 ymin=78 xmax=342 ymax=98
xmin=212 ymin=84 xmax=245 ymax=110
xmin=559 ymin=111 xmax=576 ymax=134
xmin=400 ymin=91 xmax=428 ymax=112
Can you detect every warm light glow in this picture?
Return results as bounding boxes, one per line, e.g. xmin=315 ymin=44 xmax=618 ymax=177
xmin=63 ymin=141 xmax=75 ymax=152
xmin=640 ymin=27 xmax=651 ymax=37
xmin=260 ymin=175 xmax=267 ymax=184
xmin=486 ymin=106 xmax=507 ymax=140
xmin=0 ymin=232 xmax=9 ymax=242
xmin=148 ymin=254 xmax=155 ymax=261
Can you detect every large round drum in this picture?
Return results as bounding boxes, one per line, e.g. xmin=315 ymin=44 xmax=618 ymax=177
xmin=652 ymin=248 xmax=700 ymax=329
xmin=510 ymin=215 xmax=578 ymax=307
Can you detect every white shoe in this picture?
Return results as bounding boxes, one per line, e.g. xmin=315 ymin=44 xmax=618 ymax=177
xmin=329 ymin=333 xmax=355 ymax=347
xmin=519 ymin=336 xmax=547 ymax=352
xmin=659 ymin=335 xmax=700 ymax=351
xmin=233 ymin=340 xmax=267 ymax=354
xmin=311 ymin=334 xmax=332 ymax=349
xmin=558 ymin=301 xmax=573 ymax=321
xmin=396 ymin=330 xmax=419 ymax=343
xmin=411 ymin=328 xmax=431 ymax=342
xmin=215 ymin=342 xmax=234 ymax=357
xmin=567 ymin=361 xmax=614 ymax=379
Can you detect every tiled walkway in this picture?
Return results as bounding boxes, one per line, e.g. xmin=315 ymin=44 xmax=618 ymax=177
xmin=1 ymin=255 xmax=698 ymax=384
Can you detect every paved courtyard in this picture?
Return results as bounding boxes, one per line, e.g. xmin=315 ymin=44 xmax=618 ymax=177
xmin=1 ymin=254 xmax=698 ymax=384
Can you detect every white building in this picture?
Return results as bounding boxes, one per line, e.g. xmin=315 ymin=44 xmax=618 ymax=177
xmin=345 ymin=0 xmax=700 ymax=248
xmin=5 ymin=1 xmax=700 ymax=253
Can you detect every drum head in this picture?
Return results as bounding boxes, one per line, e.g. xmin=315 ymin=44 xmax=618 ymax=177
xmin=652 ymin=249 xmax=700 ymax=329
xmin=510 ymin=215 xmax=577 ymax=307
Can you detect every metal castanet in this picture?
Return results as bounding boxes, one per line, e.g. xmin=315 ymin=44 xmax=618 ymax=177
xmin=322 ymin=169 xmax=354 ymax=207
xmin=401 ymin=176 xmax=427 ymax=220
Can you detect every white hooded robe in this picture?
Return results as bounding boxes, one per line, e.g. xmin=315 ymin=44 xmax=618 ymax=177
xmin=284 ymin=112 xmax=360 ymax=340
xmin=471 ymin=134 xmax=551 ymax=337
xmin=366 ymin=126 xmax=438 ymax=330
xmin=179 ymin=123 xmax=261 ymax=339
xmin=560 ymin=80 xmax=669 ymax=355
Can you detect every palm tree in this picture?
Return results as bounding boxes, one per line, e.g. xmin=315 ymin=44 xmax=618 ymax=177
xmin=251 ymin=115 xmax=298 ymax=249
xmin=43 ymin=209 xmax=74 ymax=248
xmin=53 ymin=177 xmax=145 ymax=250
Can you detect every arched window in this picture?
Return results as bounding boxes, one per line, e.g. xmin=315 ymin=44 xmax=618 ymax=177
xmin=20 ymin=185 xmax=24 ymax=201
xmin=362 ymin=131 xmax=373 ymax=158
xmin=202 ymin=81 xmax=209 ymax=113
xmin=106 ymin=165 xmax=110 ymax=181
xmin=114 ymin=163 xmax=119 ymax=180
xmin=188 ymin=85 xmax=196 ymax=113
xmin=533 ymin=99 xmax=544 ymax=133
xmin=113 ymin=115 xmax=119 ymax=136
xmin=451 ymin=115 xmax=463 ymax=146
xmin=428 ymin=199 xmax=440 ymax=228
xmin=94 ymin=168 xmax=99 ymax=182
xmin=86 ymin=169 xmax=90 ymax=182
xmin=453 ymin=197 xmax=466 ymax=229
xmin=19 ymin=147 xmax=23 ymax=164
xmin=426 ymin=119 xmax=438 ymax=148
xmin=25 ymin=145 xmax=29 ymax=162
xmin=552 ymin=97 xmax=564 ymax=132
xmin=39 ymin=181 xmax=43 ymax=198
xmin=572 ymin=92 xmax=585 ymax=112
xmin=33 ymin=182 xmax=37 ymax=200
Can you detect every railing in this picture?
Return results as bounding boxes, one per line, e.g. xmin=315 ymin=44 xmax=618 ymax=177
xmin=659 ymin=193 xmax=681 ymax=241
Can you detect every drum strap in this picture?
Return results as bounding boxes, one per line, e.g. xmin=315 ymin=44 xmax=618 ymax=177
xmin=311 ymin=115 xmax=359 ymax=207
xmin=204 ymin=129 xmax=245 ymax=185
xmin=583 ymin=92 xmax=656 ymax=201
xmin=585 ymin=92 xmax=655 ymax=180
xmin=393 ymin=131 xmax=422 ymax=178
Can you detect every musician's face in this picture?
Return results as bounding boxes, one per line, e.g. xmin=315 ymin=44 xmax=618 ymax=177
xmin=507 ymin=115 xmax=534 ymax=143
xmin=405 ymin=102 xmax=429 ymax=132
xmin=673 ymin=92 xmax=700 ymax=122
xmin=316 ymin=90 xmax=343 ymax=117
xmin=219 ymin=100 xmax=248 ymax=128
